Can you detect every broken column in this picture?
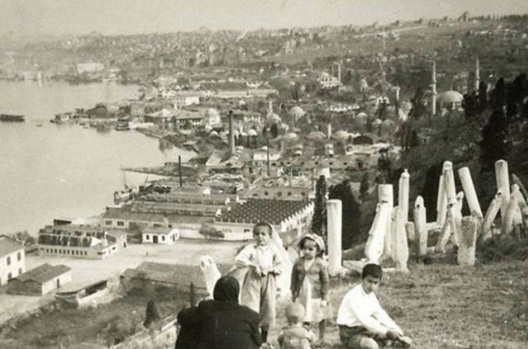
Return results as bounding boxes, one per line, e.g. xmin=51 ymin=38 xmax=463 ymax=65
xmin=365 ymin=201 xmax=390 ymax=264
xmin=502 ymin=193 xmax=518 ymax=235
xmin=200 ymin=256 xmax=222 ymax=298
xmin=481 ymin=190 xmax=503 ymax=242
xmin=378 ymin=184 xmax=394 ymax=261
xmin=436 ymin=174 xmax=447 ymax=228
xmin=495 ymin=160 xmax=510 ymax=223
xmin=437 ymin=161 xmax=458 ymax=251
xmin=327 ymin=199 xmax=342 ymax=276
xmin=457 ymin=216 xmax=478 ymax=266
xmin=458 ymin=167 xmax=483 ymax=218
xmin=398 ymin=169 xmax=410 ymax=223
xmin=392 ymin=207 xmax=409 ymax=272
xmin=414 ymin=196 xmax=428 ymax=258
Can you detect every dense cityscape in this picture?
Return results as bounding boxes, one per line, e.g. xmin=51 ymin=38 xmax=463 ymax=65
xmin=0 ymin=5 xmax=528 ymax=349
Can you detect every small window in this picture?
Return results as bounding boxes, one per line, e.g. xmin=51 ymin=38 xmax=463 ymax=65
xmin=287 ymin=192 xmax=292 ymax=196
xmin=117 ymin=221 xmax=125 ymax=227
xmin=252 ymin=193 xmax=258 ymax=197
xmin=8 ymin=273 xmax=12 ymax=280
xmin=18 ymin=268 xmax=22 ymax=275
xmin=105 ymin=220 xmax=112 ymax=226
xmin=315 ymin=162 xmax=319 ymax=165
xmin=277 ymin=192 xmax=282 ymax=197
xmin=264 ymin=191 xmax=268 ymax=196
xmin=17 ymin=252 xmax=21 ymax=261
xmin=161 ymin=236 xmax=166 ymax=241
xmin=329 ymin=162 xmax=334 ymax=166
xmin=301 ymin=192 xmax=306 ymax=196
xmin=145 ymin=235 xmax=150 ymax=240
xmin=7 ymin=256 xmax=11 ymax=265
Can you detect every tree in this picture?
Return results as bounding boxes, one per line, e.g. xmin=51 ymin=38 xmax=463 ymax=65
xmin=8 ymin=231 xmax=36 ymax=246
xmin=360 ymin=172 xmax=370 ymax=201
xmin=410 ymin=87 xmax=427 ymax=120
xmin=143 ymin=300 xmax=161 ymax=328
xmin=270 ymin=123 xmax=279 ymax=138
xmin=479 ymin=108 xmax=510 ymax=172
xmin=329 ymin=180 xmax=363 ymax=248
xmin=478 ymin=81 xmax=488 ymax=112
xmin=492 ymin=77 xmax=506 ymax=111
xmin=421 ymin=163 xmax=443 ymax=222
xmin=311 ymin=175 xmax=327 ymax=241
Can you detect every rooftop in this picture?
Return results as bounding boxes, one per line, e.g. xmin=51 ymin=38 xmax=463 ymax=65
xmin=14 ymin=264 xmax=71 ymax=284
xmin=0 ymin=235 xmax=24 ymax=257
xmin=218 ymin=199 xmax=311 ymax=225
xmin=121 ymin=261 xmax=232 ymax=290
xmin=102 ymin=207 xmax=214 ymax=225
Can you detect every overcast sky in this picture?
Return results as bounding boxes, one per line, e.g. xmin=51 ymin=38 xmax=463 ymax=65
xmin=1 ymin=0 xmax=528 ymax=36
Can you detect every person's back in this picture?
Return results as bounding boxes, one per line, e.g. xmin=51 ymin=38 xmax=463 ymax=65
xmin=175 ymin=275 xmax=261 ymax=349
xmin=197 ymin=300 xmax=261 ymax=349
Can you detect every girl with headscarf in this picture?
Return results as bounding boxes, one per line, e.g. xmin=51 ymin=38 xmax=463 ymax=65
xmin=176 ymin=275 xmax=262 ymax=349
xmin=290 ymin=234 xmax=333 ymax=346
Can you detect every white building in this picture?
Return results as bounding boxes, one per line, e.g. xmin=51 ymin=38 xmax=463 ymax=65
xmin=0 ymin=235 xmax=26 ymax=285
xmin=173 ymin=93 xmax=200 ymax=109
xmin=142 ymin=227 xmax=180 ymax=244
xmin=37 ymin=224 xmax=118 ymax=260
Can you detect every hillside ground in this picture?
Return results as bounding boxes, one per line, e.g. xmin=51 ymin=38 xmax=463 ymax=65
xmin=269 ymin=260 xmax=528 ymax=349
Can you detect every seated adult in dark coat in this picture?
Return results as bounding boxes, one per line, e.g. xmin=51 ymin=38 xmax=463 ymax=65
xmin=176 ymin=275 xmax=262 ymax=349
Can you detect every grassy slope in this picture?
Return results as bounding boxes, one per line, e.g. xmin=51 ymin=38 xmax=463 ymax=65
xmin=270 ymin=261 xmax=528 ymax=349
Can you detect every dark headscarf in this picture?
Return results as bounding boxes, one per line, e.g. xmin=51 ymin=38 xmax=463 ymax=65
xmin=213 ymin=275 xmax=240 ymax=302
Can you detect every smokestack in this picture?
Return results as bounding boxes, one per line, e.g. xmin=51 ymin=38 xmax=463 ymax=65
xmin=178 ymin=155 xmax=183 ymax=188
xmin=228 ymin=110 xmax=235 ymax=157
xmin=431 ymin=61 xmax=437 ymax=116
xmin=475 ymin=56 xmax=480 ymax=91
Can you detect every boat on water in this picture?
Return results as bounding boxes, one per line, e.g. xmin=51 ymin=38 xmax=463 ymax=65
xmin=115 ymin=117 xmax=130 ymax=131
xmin=0 ymin=114 xmax=25 ymax=122
xmin=114 ymin=186 xmax=137 ymax=205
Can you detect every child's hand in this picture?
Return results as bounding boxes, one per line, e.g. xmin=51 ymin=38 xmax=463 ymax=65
xmin=269 ymin=267 xmax=281 ymax=276
xmin=253 ymin=265 xmax=262 ymax=275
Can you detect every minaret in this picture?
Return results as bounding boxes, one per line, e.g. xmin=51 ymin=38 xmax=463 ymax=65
xmin=228 ymin=110 xmax=235 ymax=157
xmin=268 ymin=100 xmax=273 ymax=115
xmin=475 ymin=56 xmax=480 ymax=91
xmin=431 ymin=61 xmax=437 ymax=116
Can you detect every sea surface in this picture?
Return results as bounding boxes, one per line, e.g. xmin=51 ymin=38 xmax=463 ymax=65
xmin=0 ymin=81 xmax=193 ymax=235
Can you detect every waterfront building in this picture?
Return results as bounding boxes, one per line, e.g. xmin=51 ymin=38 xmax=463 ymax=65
xmin=213 ymin=198 xmax=314 ymax=241
xmin=75 ymin=62 xmax=105 ymax=75
xmin=144 ymin=108 xmax=174 ymax=125
xmin=172 ymin=92 xmax=200 ymax=109
xmin=0 ymin=235 xmax=25 ymax=286
xmin=7 ymin=264 xmax=72 ymax=296
xmin=142 ymin=227 xmax=179 ymax=244
xmin=318 ymin=72 xmax=342 ymax=89
xmin=174 ymin=109 xmax=204 ymax=130
xmin=37 ymin=224 xmax=118 ymax=260
xmin=244 ymin=176 xmax=313 ymax=201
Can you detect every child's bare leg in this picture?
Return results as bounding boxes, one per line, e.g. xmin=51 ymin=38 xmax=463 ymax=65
xmin=318 ymin=320 xmax=326 ymax=340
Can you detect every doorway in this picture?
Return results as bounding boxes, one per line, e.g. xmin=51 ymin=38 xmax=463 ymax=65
xmin=153 ymin=235 xmax=158 ymax=243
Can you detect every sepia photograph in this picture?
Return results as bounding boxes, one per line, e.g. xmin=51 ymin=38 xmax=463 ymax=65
xmin=0 ymin=0 xmax=527 ymax=348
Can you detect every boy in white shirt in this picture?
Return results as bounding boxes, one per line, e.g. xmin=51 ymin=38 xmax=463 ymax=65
xmin=336 ymin=264 xmax=412 ymax=349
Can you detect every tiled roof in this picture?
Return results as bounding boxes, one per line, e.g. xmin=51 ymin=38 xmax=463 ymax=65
xmin=0 ymin=235 xmax=24 ymax=257
xmin=218 ymin=199 xmax=311 ymax=225
xmin=15 ymin=264 xmax=71 ymax=284
xmin=102 ymin=207 xmax=213 ymax=225
xmin=122 ymin=261 xmax=232 ymax=290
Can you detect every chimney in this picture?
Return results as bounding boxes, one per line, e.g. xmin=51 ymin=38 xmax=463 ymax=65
xmin=228 ymin=110 xmax=235 ymax=157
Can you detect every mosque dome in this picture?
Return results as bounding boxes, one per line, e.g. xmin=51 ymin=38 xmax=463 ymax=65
xmin=247 ymin=129 xmax=258 ymax=137
xmin=205 ymin=108 xmax=219 ymax=119
xmin=307 ymin=131 xmax=326 ymax=140
xmin=289 ymin=106 xmax=306 ymax=118
xmin=332 ymin=130 xmax=349 ymax=141
xmin=283 ymin=132 xmax=299 ymax=141
xmin=267 ymin=113 xmax=281 ymax=124
xmin=437 ymin=91 xmax=464 ymax=104
xmin=356 ymin=112 xmax=368 ymax=119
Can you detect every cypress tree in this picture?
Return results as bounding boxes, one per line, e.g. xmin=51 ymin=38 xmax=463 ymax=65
xmin=479 ymin=108 xmax=510 ymax=172
xmin=329 ymin=180 xmax=363 ymax=248
xmin=311 ymin=175 xmax=327 ymax=241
